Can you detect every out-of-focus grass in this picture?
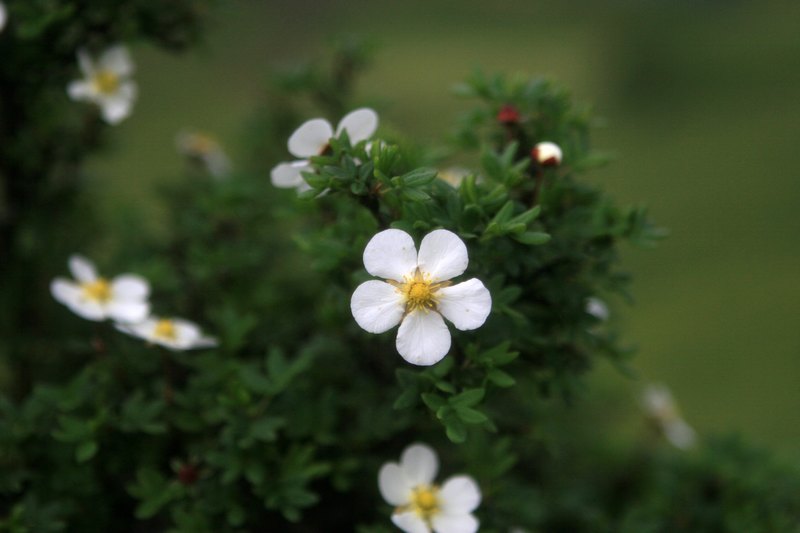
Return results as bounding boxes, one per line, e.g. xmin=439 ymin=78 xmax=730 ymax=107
xmin=86 ymin=0 xmax=800 ymax=455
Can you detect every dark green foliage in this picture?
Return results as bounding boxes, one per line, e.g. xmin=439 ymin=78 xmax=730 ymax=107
xmin=1 ymin=6 xmax=798 ymax=532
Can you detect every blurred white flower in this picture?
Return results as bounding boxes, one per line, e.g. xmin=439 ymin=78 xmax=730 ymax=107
xmin=116 ymin=316 xmax=217 ymax=351
xmin=378 ymin=443 xmax=481 ymax=533
xmin=0 ymin=2 xmax=7 ymax=33
xmin=51 ymin=255 xmax=149 ymax=323
xmin=271 ymin=107 xmax=378 ymax=191
xmin=351 ymin=229 xmax=491 ymax=366
xmin=67 ymin=45 xmax=137 ymax=125
xmin=531 ymin=141 xmax=562 ymax=167
xmin=585 ymin=297 xmax=609 ymax=321
xmin=176 ymin=130 xmax=232 ymax=179
xmin=643 ymin=383 xmax=697 ymax=450
xmin=438 ymin=167 xmax=470 ymax=188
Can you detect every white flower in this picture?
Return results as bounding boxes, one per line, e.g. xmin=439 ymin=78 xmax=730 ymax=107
xmin=438 ymin=167 xmax=470 ymax=188
xmin=379 ymin=443 xmax=481 ymax=533
xmin=67 ymin=45 xmax=137 ymax=125
xmin=0 ymin=2 xmax=7 ymax=33
xmin=643 ymin=384 xmax=696 ymax=450
xmin=270 ymin=107 xmax=378 ymax=191
xmin=176 ymin=130 xmax=232 ymax=179
xmin=50 ymin=255 xmax=149 ymax=323
xmin=351 ymin=229 xmax=491 ymax=366
xmin=116 ymin=316 xmax=217 ymax=351
xmin=585 ymin=297 xmax=609 ymax=321
xmin=531 ymin=141 xmax=562 ymax=166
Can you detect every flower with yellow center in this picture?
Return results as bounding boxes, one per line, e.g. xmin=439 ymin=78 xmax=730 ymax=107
xmin=51 ymin=255 xmax=150 ymax=323
xmin=67 ymin=45 xmax=138 ymax=125
xmin=378 ymin=443 xmax=481 ymax=533
xmin=271 ymin=108 xmax=378 ymax=192
xmin=642 ymin=384 xmax=696 ymax=450
xmin=351 ymin=229 xmax=491 ymax=366
xmin=116 ymin=315 xmax=217 ymax=351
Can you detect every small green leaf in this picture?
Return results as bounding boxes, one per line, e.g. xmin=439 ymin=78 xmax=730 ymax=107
xmin=450 ymin=388 xmax=485 ymax=408
xmin=421 ymin=393 xmax=446 ymax=411
xmin=488 ymin=369 xmax=516 ymax=388
xmin=455 ymin=406 xmax=489 ymax=424
xmin=444 ymin=417 xmax=467 ymax=443
xmin=75 ymin=440 xmax=98 ymax=463
xmin=513 ymin=232 xmax=551 ymax=245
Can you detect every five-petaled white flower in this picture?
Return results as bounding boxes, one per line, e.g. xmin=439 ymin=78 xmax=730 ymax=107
xmin=67 ymin=45 xmax=137 ymax=125
xmin=51 ymin=255 xmax=150 ymax=323
xmin=379 ymin=443 xmax=481 ymax=533
xmin=176 ymin=130 xmax=232 ymax=179
xmin=642 ymin=383 xmax=696 ymax=450
xmin=116 ymin=316 xmax=217 ymax=351
xmin=531 ymin=141 xmax=562 ymax=167
xmin=350 ymin=229 xmax=491 ymax=366
xmin=270 ymin=107 xmax=378 ymax=191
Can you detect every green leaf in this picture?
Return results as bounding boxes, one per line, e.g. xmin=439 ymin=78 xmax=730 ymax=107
xmin=455 ymin=406 xmax=489 ymax=424
xmin=75 ymin=440 xmax=98 ymax=463
xmin=444 ymin=417 xmax=467 ymax=443
xmin=421 ymin=393 xmax=446 ymax=411
xmin=512 ymin=231 xmax=551 ymax=245
xmin=450 ymin=388 xmax=485 ymax=408
xmin=488 ymin=369 xmax=516 ymax=388
xmin=393 ymin=389 xmax=418 ymax=410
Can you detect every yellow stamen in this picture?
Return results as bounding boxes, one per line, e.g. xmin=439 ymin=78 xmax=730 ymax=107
xmin=185 ymin=133 xmax=217 ymax=156
xmin=91 ymin=69 xmax=120 ymax=95
xmin=153 ymin=320 xmax=178 ymax=341
xmin=395 ymin=269 xmax=449 ymax=313
xmin=409 ymin=484 xmax=441 ymax=520
xmin=81 ymin=279 xmax=112 ymax=303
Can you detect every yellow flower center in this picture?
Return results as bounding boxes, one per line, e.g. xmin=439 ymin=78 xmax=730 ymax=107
xmin=397 ymin=269 xmax=445 ymax=313
xmin=81 ymin=278 xmax=112 ymax=303
xmin=92 ymin=69 xmax=120 ymax=95
xmin=410 ymin=484 xmax=441 ymax=520
xmin=186 ymin=133 xmax=217 ymax=156
xmin=153 ymin=320 xmax=178 ymax=341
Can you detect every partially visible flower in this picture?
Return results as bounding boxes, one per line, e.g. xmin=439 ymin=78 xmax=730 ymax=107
xmin=585 ymin=297 xmax=609 ymax=321
xmin=643 ymin=384 xmax=696 ymax=450
xmin=378 ymin=443 xmax=481 ymax=533
xmin=497 ymin=104 xmax=521 ymax=124
xmin=531 ymin=141 xmax=562 ymax=167
xmin=115 ymin=315 xmax=217 ymax=351
xmin=271 ymin=107 xmax=378 ymax=191
xmin=0 ymin=2 xmax=7 ymax=33
xmin=351 ymin=229 xmax=491 ymax=366
xmin=51 ymin=255 xmax=149 ymax=323
xmin=438 ymin=167 xmax=470 ymax=188
xmin=176 ymin=130 xmax=232 ymax=179
xmin=67 ymin=45 xmax=137 ymax=125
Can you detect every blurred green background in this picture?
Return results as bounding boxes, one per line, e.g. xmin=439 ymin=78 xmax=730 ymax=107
xmin=86 ymin=0 xmax=800 ymax=456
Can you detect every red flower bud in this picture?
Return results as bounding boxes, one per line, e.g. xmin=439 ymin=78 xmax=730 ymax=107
xmin=497 ymin=104 xmax=521 ymax=124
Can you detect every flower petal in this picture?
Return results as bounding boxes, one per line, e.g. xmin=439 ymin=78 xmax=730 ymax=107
xmin=417 ymin=229 xmax=468 ymax=282
xmin=107 ymin=300 xmax=149 ymax=324
xmin=431 ymin=512 xmax=479 ymax=533
xmin=351 ymin=280 xmax=404 ymax=334
xmin=391 ymin=511 xmax=431 ymax=533
xmin=99 ymin=45 xmax=134 ymax=77
xmin=68 ymin=255 xmax=97 ymax=283
xmin=378 ymin=463 xmax=412 ymax=506
xmin=271 ymin=160 xmax=310 ymax=189
xmin=287 ymin=118 xmax=333 ymax=158
xmin=50 ymin=278 xmax=81 ymax=307
xmin=0 ymin=3 xmax=7 ymax=33
xmin=438 ymin=475 xmax=481 ymax=514
xmin=100 ymin=81 xmax=136 ymax=125
xmin=111 ymin=274 xmax=150 ymax=300
xmin=396 ymin=310 xmax=451 ymax=366
xmin=665 ymin=420 xmax=696 ymax=450
xmin=362 ymin=229 xmax=417 ymax=282
xmin=336 ymin=107 xmax=378 ymax=143
xmin=400 ymin=443 xmax=439 ymax=486
xmin=67 ymin=80 xmax=93 ymax=101
xmin=436 ymin=279 xmax=491 ymax=331
xmin=76 ymin=49 xmax=94 ymax=77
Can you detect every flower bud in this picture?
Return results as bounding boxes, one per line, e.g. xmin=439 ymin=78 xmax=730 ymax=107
xmin=532 ymin=141 xmax=562 ymax=166
xmin=496 ymin=104 xmax=521 ymax=124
